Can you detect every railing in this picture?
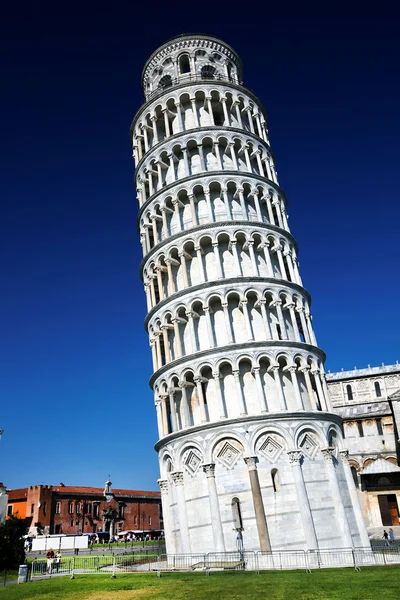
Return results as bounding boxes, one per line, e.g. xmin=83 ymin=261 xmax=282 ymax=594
xmin=145 ymin=73 xmax=243 ymax=103
xmin=30 ymin=547 xmax=400 ymax=579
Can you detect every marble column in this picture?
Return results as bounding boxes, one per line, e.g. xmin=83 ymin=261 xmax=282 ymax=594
xmin=194 ymin=377 xmax=208 ymax=423
xmin=244 ymin=457 xmax=271 ymax=551
xmin=168 ymin=388 xmax=178 ymax=431
xmin=158 ymin=479 xmax=175 ymax=554
xmin=203 ymin=464 xmax=225 ymax=552
xmin=213 ymin=370 xmax=227 ymax=418
xmin=253 ymin=367 xmax=268 ymax=412
xmin=233 ymin=370 xmax=247 ymax=415
xmin=321 ymin=447 xmax=353 ymax=547
xmin=171 ymin=472 xmax=191 ymax=553
xmin=339 ymin=450 xmax=371 ymax=548
xmin=287 ymin=450 xmax=318 ymax=550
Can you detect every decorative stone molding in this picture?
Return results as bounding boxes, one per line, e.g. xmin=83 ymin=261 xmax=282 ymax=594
xmin=203 ymin=463 xmax=216 ymax=478
xmin=320 ymin=447 xmax=335 ymax=463
xmin=171 ymin=471 xmax=184 ymax=486
xmin=158 ymin=479 xmax=169 ymax=494
xmin=244 ymin=456 xmax=258 ymax=471
xmin=287 ymin=450 xmax=303 ymax=465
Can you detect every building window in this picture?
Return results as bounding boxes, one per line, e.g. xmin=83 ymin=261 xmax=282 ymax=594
xmin=84 ymin=503 xmax=91 ymax=515
xmin=7 ymin=505 xmax=13 ymax=517
xmin=43 ymin=502 xmax=47 ymax=516
xmin=346 ymin=385 xmax=353 ymax=401
xmin=231 ymin=497 xmax=243 ymax=531
xmin=134 ymin=515 xmax=137 ymax=525
xmin=31 ymin=503 xmax=34 ymax=515
xmin=201 ymin=64 xmax=216 ymax=80
xmin=93 ymin=503 xmax=99 ymax=518
xmin=70 ymin=519 xmax=74 ymax=527
xmin=376 ymin=418 xmax=383 ymax=435
xmin=271 ymin=469 xmax=280 ymax=493
xmin=55 ymin=524 xmax=61 ymax=534
xmin=375 ymin=381 xmax=382 ymax=397
xmin=159 ymin=75 xmax=172 ymax=89
xmin=148 ymin=516 xmax=151 ymax=526
xmin=357 ymin=421 xmax=364 ymax=437
xmin=55 ymin=502 xmax=60 ymax=514
xmin=68 ymin=502 xmax=73 ymax=514
xmin=76 ymin=503 xmax=81 ymax=514
xmin=118 ymin=504 xmax=125 ymax=519
xmin=179 ymin=54 xmax=190 ymax=74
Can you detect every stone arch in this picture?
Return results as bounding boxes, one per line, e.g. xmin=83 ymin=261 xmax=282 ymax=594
xmin=206 ymin=431 xmax=248 ymax=465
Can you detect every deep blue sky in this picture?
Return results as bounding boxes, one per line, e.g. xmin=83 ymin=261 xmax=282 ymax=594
xmin=1 ymin=14 xmax=399 ymax=491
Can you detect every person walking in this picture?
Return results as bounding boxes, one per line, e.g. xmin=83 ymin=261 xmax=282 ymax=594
xmin=46 ymin=548 xmax=55 ymax=573
xmin=389 ymin=528 xmax=395 ymax=545
xmin=383 ymin=530 xmax=390 ymax=547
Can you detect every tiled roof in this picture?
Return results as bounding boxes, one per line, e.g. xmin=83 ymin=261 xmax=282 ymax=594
xmin=7 ymin=488 xmax=28 ymax=500
xmin=51 ymin=486 xmax=160 ymax=497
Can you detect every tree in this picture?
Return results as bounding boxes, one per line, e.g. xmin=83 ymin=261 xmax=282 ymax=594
xmin=0 ymin=515 xmax=26 ymax=569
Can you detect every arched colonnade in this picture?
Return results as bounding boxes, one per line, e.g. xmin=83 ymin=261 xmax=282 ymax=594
xmin=148 ymin=287 xmax=317 ymax=370
xmin=133 ymin=88 xmax=269 ymax=162
xmin=154 ymin=353 xmax=331 ymax=438
xmin=143 ymin=229 xmax=302 ymax=310
xmin=140 ymin=180 xmax=289 ymax=254
xmin=136 ymin=132 xmax=278 ymax=205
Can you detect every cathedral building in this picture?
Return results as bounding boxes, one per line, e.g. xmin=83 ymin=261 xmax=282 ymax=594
xmin=130 ymin=34 xmax=371 ymax=554
xmin=326 ymin=362 xmax=400 ymax=529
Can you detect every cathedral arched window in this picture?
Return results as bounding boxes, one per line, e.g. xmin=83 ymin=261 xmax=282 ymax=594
xmin=346 ymin=384 xmax=353 ymax=401
xmin=374 ymin=381 xmax=382 ymax=397
xmin=231 ymin=497 xmax=243 ymax=530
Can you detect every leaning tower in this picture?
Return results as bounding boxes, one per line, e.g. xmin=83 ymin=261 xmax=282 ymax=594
xmin=130 ymin=35 xmax=370 ymax=554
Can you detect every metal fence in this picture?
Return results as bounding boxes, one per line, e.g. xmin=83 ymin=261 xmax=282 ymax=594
xmin=30 ymin=547 xmax=400 ymax=579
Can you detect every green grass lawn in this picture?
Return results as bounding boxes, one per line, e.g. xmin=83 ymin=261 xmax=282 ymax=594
xmin=0 ymin=567 xmax=399 ymax=600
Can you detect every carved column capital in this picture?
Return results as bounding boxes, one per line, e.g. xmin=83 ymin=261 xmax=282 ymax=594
xmin=157 ymin=479 xmax=169 ymax=494
xmin=339 ymin=450 xmax=350 ymax=464
xmin=171 ymin=471 xmax=184 ymax=486
xmin=321 ymin=447 xmax=335 ymax=463
xmin=203 ymin=463 xmax=216 ymax=478
xmin=244 ymin=456 xmax=258 ymax=471
xmin=287 ymin=450 xmax=303 ymax=465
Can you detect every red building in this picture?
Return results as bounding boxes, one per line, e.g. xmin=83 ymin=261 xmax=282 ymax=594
xmin=7 ymin=481 xmax=162 ymax=536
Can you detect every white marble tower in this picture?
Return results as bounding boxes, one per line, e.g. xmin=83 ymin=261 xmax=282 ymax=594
xmin=130 ymin=34 xmax=370 ymax=553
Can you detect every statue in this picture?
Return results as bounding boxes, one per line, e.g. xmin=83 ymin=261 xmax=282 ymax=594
xmin=104 ymin=479 xmax=114 ymax=503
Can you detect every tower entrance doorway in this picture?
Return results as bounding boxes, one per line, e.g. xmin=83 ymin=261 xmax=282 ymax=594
xmin=378 ymin=494 xmax=400 ymax=525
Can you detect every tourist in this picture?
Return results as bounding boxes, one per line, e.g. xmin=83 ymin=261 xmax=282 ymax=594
xmin=46 ymin=548 xmax=55 ymax=573
xmin=383 ymin=530 xmax=390 ymax=547
xmin=389 ymin=528 xmax=395 ymax=544
xmin=55 ymin=550 xmax=62 ymax=573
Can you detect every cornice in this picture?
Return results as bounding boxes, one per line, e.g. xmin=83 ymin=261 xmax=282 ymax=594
xmin=139 ymin=220 xmax=299 ymax=276
xmin=148 ymin=340 xmax=326 ymax=388
xmin=143 ymin=276 xmax=311 ymax=328
xmin=154 ymin=410 xmax=342 ymax=452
